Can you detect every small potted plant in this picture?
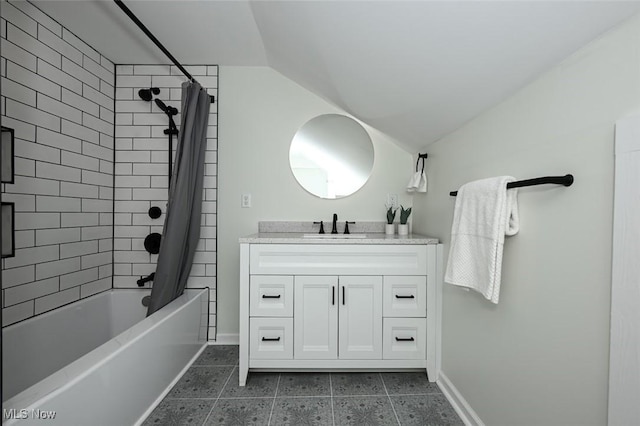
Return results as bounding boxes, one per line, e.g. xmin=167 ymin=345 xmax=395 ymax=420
xmin=385 ymin=205 xmax=397 ymax=235
xmin=398 ymin=205 xmax=412 ymax=235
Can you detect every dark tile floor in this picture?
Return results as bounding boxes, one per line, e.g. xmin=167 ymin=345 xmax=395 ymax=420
xmin=143 ymin=345 xmax=463 ymax=426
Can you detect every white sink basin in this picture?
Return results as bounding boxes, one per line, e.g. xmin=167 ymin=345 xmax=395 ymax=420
xmin=302 ymin=234 xmax=367 ymax=239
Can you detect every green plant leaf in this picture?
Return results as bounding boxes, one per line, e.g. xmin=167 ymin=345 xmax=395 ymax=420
xmin=386 ymin=206 xmax=397 ymax=224
xmin=400 ymin=206 xmax=412 ymax=224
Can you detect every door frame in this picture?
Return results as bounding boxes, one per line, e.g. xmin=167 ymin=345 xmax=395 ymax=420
xmin=609 ymin=115 xmax=640 ymax=425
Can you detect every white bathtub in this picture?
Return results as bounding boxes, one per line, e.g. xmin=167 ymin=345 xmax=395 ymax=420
xmin=2 ymin=288 xmax=208 ymax=425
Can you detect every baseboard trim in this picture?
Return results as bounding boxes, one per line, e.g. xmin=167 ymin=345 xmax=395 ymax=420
xmin=437 ymin=371 xmax=485 ymax=426
xmin=211 ymin=333 xmax=239 ymax=345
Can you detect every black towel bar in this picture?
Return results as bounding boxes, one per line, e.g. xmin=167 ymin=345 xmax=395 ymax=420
xmin=449 ymin=174 xmax=574 ymax=196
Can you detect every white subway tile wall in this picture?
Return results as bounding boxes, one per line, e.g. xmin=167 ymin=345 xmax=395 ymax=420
xmin=1 ymin=1 xmax=114 ymax=326
xmin=114 ymin=64 xmax=218 ymax=340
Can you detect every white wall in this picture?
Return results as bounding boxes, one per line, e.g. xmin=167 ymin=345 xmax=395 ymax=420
xmin=217 ymin=66 xmax=413 ymax=336
xmin=412 ymin=15 xmax=640 ymax=426
xmin=1 ymin=1 xmax=114 ymax=326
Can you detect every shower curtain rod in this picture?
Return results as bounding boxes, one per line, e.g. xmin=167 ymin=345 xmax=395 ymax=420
xmin=114 ymin=0 xmax=195 ymax=82
xmin=114 ymin=0 xmax=214 ymax=103
xmin=449 ymin=174 xmax=574 ymax=196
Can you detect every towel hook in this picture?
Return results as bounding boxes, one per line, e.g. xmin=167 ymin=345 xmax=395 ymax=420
xmin=416 ymin=153 xmax=428 ymax=173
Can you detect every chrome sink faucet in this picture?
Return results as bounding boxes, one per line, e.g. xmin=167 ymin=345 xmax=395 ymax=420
xmin=331 ymin=213 xmax=338 ymax=234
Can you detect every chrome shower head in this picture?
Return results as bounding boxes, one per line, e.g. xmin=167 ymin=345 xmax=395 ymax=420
xmin=138 ymin=87 xmax=160 ymax=102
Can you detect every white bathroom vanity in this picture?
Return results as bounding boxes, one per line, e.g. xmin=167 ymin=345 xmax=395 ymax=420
xmin=238 ymin=231 xmax=443 ymax=386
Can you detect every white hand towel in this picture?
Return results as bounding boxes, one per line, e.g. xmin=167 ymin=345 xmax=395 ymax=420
xmin=417 ymin=171 xmax=427 ymax=193
xmin=444 ymin=176 xmax=519 ymax=303
xmin=407 ymin=172 xmax=421 ymax=192
xmin=408 ymin=156 xmax=428 ymax=193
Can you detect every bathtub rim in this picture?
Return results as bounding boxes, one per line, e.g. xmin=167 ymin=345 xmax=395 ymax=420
xmin=3 ymin=288 xmax=209 ymax=412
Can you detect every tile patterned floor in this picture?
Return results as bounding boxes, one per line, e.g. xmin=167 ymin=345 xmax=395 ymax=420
xmin=143 ymin=345 xmax=463 ymax=426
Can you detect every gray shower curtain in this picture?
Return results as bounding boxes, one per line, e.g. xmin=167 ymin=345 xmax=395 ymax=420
xmin=147 ymin=81 xmax=210 ymax=316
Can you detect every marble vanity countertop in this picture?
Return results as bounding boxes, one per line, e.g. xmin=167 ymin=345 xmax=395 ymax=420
xmin=239 ymin=232 xmax=439 ymax=245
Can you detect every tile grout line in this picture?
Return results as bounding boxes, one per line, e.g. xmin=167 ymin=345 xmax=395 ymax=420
xmin=266 ymin=373 xmax=281 ymax=426
xmin=380 ymin=372 xmax=402 ymax=426
xmin=284 ymin=391 xmax=436 ymax=399
xmin=329 ymin=373 xmax=335 ymax=426
xmin=200 ymin=363 xmax=237 ymax=426
xmin=218 ymin=394 xmax=329 ymax=400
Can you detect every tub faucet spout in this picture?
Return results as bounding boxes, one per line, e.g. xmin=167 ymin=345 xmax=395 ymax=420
xmin=331 ymin=213 xmax=338 ymax=234
xmin=137 ymin=272 xmax=155 ymax=287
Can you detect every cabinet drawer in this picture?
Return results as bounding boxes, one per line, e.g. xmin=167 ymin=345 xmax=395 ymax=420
xmin=250 ymin=275 xmax=293 ymax=317
xmin=250 ymin=244 xmax=427 ymax=276
xmin=250 ymin=318 xmax=293 ymax=360
xmin=383 ymin=276 xmax=426 ymax=317
xmin=383 ymin=318 xmax=426 ymax=360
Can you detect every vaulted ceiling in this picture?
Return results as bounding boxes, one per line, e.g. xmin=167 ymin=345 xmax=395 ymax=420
xmin=33 ymin=0 xmax=640 ymax=152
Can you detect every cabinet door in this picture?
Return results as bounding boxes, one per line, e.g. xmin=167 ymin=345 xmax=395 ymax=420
xmin=294 ymin=276 xmax=338 ymax=359
xmin=338 ymin=276 xmax=383 ymax=359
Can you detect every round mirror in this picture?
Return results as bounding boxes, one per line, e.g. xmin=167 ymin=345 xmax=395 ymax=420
xmin=289 ymin=114 xmax=374 ymax=199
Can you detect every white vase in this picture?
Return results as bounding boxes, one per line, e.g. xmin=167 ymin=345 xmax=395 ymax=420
xmin=397 ymin=224 xmax=409 ymax=235
xmin=385 ymin=223 xmax=395 ymax=235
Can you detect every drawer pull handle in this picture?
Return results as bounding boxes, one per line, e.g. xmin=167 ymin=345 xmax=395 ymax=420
xmin=395 ymin=337 xmax=415 ymax=342
xmin=262 ymin=294 xmax=281 ymax=299
xmin=395 ymin=295 xmax=415 ymax=299
xmin=261 ymin=337 xmax=281 ymax=342
xmin=342 ymin=286 xmax=345 ymax=305
xmin=332 ymin=286 xmax=335 ymax=305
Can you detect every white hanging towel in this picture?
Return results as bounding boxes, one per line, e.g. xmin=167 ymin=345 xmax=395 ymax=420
xmin=417 ymin=171 xmax=427 ymax=192
xmin=407 ymin=155 xmax=428 ymax=193
xmin=407 ymin=172 xmax=421 ymax=191
xmin=444 ymin=176 xmax=519 ymax=303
